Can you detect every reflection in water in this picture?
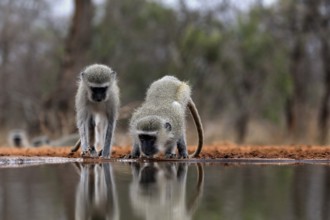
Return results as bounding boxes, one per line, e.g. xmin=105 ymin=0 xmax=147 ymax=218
xmin=129 ymin=162 xmax=204 ymax=220
xmin=74 ymin=163 xmax=119 ymax=220
xmin=2 ymin=163 xmax=330 ymax=219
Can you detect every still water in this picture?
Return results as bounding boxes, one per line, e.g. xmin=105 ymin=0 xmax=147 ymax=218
xmin=0 ymin=161 xmax=329 ymax=220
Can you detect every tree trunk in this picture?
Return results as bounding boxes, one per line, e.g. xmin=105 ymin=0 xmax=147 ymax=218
xmin=316 ymin=0 xmax=330 ymax=144
xmin=0 ymin=22 xmax=11 ymax=128
xmin=43 ymin=0 xmax=94 ymax=135
xmin=318 ymin=37 xmax=330 ymax=144
xmin=234 ymin=74 xmax=253 ymax=143
xmin=286 ymin=0 xmax=318 ymax=143
xmin=287 ymin=36 xmax=306 ymax=141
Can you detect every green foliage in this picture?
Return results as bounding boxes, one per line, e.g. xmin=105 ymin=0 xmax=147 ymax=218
xmin=2 ymin=0 xmax=314 ymax=141
xmin=181 ymin=25 xmax=222 ymax=64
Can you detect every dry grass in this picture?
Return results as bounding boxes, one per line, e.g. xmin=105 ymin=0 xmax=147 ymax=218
xmin=1 ymin=144 xmax=330 ymax=160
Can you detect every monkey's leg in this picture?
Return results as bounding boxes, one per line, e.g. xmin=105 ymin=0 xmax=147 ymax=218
xmin=88 ymin=117 xmax=98 ymax=157
xmin=177 ymin=136 xmax=188 ymax=159
xmin=165 ymin=141 xmax=176 ymax=159
xmin=78 ymin=113 xmax=90 ymax=157
xmin=101 ymin=118 xmax=115 ymax=158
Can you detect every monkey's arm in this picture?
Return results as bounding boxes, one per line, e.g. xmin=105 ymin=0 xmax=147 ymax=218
xmin=101 ymin=115 xmax=116 ymax=158
xmin=177 ymin=135 xmax=188 ymax=158
xmin=124 ymin=142 xmax=140 ymax=159
xmin=77 ymin=110 xmax=90 ymax=155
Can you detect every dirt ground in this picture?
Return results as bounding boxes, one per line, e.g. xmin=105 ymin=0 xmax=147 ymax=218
xmin=1 ymin=144 xmax=330 ymax=160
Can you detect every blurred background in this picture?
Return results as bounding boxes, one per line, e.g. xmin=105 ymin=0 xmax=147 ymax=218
xmin=0 ymin=0 xmax=329 ymax=146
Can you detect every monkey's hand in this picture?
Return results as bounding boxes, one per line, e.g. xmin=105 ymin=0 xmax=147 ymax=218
xmin=165 ymin=153 xmax=177 ymax=159
xmin=81 ymin=150 xmax=90 ymax=157
xmin=124 ymin=154 xmax=139 ymax=159
xmin=88 ymin=146 xmax=98 ymax=157
xmin=178 ymin=152 xmax=189 ymax=159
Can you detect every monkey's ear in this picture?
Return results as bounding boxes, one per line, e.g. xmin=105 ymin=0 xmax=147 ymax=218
xmin=165 ymin=122 xmax=172 ymax=132
xmin=80 ymin=72 xmax=85 ymax=78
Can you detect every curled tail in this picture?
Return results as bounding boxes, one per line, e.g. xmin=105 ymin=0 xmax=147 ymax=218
xmin=188 ymin=98 xmax=204 ymax=158
xmin=187 ymin=163 xmax=204 ymax=215
xmin=71 ymin=139 xmax=81 ymax=153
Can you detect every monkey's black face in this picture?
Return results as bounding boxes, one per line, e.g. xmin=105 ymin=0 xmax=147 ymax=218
xmin=139 ymin=134 xmax=158 ymax=157
xmin=13 ymin=136 xmax=22 ymax=147
xmin=90 ymin=86 xmax=108 ymax=102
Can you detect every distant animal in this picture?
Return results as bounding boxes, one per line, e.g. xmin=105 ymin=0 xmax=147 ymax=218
xmin=128 ymin=76 xmax=203 ymax=159
xmin=71 ymin=64 xmax=120 ymax=158
xmin=50 ymin=133 xmax=79 ymax=147
xmin=31 ymin=135 xmax=50 ymax=147
xmin=129 ymin=162 xmax=204 ymax=220
xmin=7 ymin=129 xmax=30 ymax=148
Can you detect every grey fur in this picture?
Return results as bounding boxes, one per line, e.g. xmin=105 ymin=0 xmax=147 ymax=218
xmin=7 ymin=129 xmax=30 ymax=148
xmin=83 ymin=64 xmax=112 ymax=84
xmin=75 ymin=64 xmax=120 ymax=158
xmin=129 ymin=75 xmax=203 ymax=159
xmin=31 ymin=135 xmax=50 ymax=147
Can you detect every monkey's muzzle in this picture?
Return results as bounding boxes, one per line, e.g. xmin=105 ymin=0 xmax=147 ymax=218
xmin=91 ymin=87 xmax=107 ymax=102
xmin=139 ymin=134 xmax=158 ymax=156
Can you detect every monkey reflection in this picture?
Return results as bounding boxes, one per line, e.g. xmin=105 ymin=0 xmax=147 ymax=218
xmin=74 ymin=163 xmax=119 ymax=220
xmin=129 ymin=162 xmax=204 ymax=220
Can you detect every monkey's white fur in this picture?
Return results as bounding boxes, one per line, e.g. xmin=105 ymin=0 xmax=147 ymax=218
xmin=75 ymin=64 xmax=120 ymax=158
xmin=129 ymin=75 xmax=201 ymax=158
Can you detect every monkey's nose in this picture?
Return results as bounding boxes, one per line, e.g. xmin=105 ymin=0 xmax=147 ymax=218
xmin=93 ymin=96 xmax=104 ymax=102
xmin=141 ymin=146 xmax=158 ymax=156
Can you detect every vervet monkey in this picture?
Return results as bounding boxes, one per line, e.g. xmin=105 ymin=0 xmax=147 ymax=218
xmin=73 ymin=64 xmax=119 ymax=158
xmin=7 ymin=129 xmax=30 ymax=147
xmin=129 ymin=76 xmax=203 ymax=159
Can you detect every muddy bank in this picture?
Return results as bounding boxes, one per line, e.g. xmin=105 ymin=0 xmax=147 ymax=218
xmin=1 ymin=144 xmax=330 ymax=160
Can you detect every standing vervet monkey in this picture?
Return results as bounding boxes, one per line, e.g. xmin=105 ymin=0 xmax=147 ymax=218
xmin=73 ymin=64 xmax=119 ymax=158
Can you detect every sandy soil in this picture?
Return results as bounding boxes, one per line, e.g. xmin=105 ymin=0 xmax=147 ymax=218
xmin=1 ymin=144 xmax=330 ymax=160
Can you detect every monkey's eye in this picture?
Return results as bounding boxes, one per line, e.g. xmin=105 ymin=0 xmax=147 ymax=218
xmin=165 ymin=122 xmax=172 ymax=131
xmin=90 ymin=87 xmax=108 ymax=93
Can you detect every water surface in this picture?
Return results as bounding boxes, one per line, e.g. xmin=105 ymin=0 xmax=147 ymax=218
xmin=0 ymin=161 xmax=329 ymax=220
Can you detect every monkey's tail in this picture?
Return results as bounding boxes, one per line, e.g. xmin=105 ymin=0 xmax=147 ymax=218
xmin=187 ymin=163 xmax=204 ymax=215
xmin=188 ymin=98 xmax=204 ymax=158
xmin=71 ymin=139 xmax=81 ymax=153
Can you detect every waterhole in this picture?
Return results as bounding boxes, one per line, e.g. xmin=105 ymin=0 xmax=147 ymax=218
xmin=0 ymin=161 xmax=328 ymax=220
